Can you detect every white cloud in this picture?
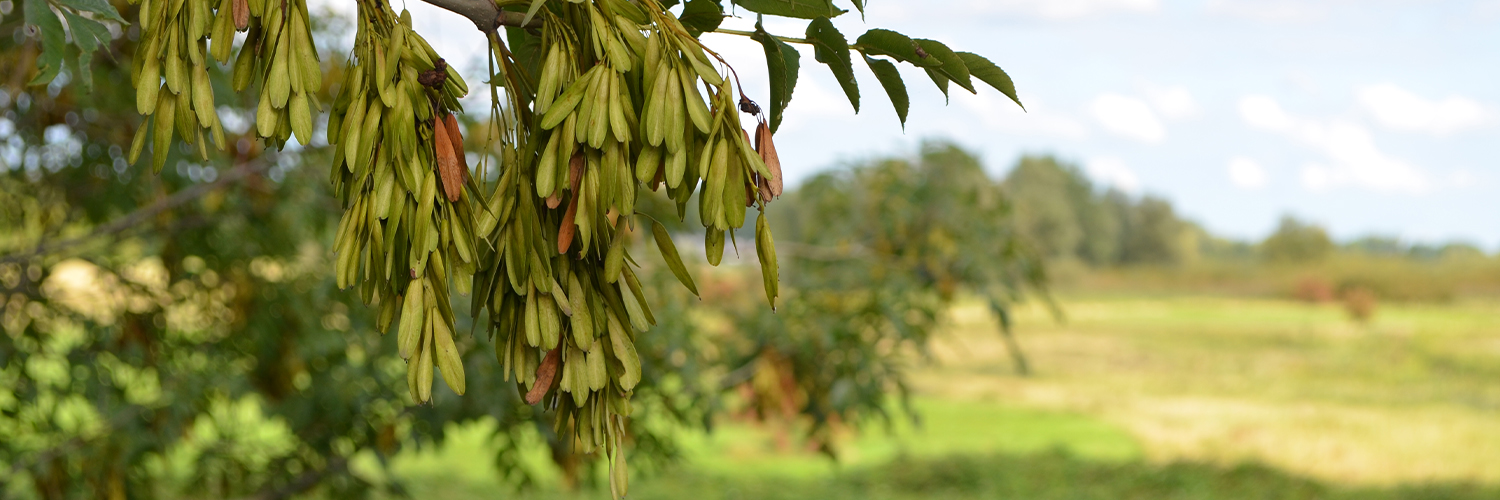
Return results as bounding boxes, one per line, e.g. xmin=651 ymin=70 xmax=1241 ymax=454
xmin=1087 ymin=156 xmax=1141 ymax=193
xmin=1239 ymin=94 xmax=1429 ymax=193
xmin=1239 ymin=95 xmax=1295 ymax=131
xmin=1357 ymin=83 xmax=1488 ymax=136
xmin=1092 ymin=93 xmax=1166 ymax=143
xmin=1208 ymin=0 xmax=1325 ymax=23
xmin=1227 ymin=157 xmax=1268 ymax=189
xmin=961 ymin=0 xmax=1159 ymax=19
xmin=1142 ymin=84 xmax=1200 ymax=120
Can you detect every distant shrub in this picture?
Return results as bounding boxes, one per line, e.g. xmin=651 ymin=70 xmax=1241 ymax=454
xmin=1293 ymin=276 xmax=1335 ymax=303
xmin=1341 ymin=287 xmax=1378 ymax=323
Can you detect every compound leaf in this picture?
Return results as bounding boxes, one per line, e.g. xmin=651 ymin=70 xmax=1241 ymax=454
xmin=862 ymin=53 xmax=907 ymax=128
xmin=806 ymin=17 xmax=858 ymax=112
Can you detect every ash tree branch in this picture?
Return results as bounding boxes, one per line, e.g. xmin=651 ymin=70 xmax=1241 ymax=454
xmin=417 ymin=0 xmax=541 ymax=32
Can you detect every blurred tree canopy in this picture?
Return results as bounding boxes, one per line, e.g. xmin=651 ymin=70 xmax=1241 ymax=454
xmin=1002 ymin=155 xmax=1197 ymax=267
xmin=1261 ymin=216 xmax=1334 ymax=264
xmin=0 ymin=0 xmax=1047 ymax=489
xmin=724 ymin=142 xmax=1049 ymax=451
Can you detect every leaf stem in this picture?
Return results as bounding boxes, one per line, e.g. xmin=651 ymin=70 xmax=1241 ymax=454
xmin=711 ymin=27 xmax=809 ymax=45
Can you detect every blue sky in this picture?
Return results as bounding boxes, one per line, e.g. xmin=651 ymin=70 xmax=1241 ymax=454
xmin=351 ymin=0 xmax=1500 ymax=247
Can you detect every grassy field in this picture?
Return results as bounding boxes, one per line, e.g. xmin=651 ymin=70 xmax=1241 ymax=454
xmin=381 ymin=295 xmax=1500 ymax=498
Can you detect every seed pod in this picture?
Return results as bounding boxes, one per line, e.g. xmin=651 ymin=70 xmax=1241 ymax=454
xmin=755 ymin=122 xmax=783 ymax=198
xmin=557 ymin=150 xmax=586 ymax=254
xmin=398 ymin=279 xmax=425 ymax=359
xmin=526 ymin=347 xmax=561 ymax=404
xmin=569 ymin=273 xmax=594 ymax=349
xmin=433 ymin=317 xmax=466 ymax=395
xmin=232 ymin=0 xmax=248 ymax=30
xmin=756 ymin=213 xmax=779 ymax=309
xmin=433 ymin=117 xmax=463 ymax=202
xmin=443 ymin=113 xmax=467 ymax=173
xmin=606 ymin=312 xmax=641 ymax=391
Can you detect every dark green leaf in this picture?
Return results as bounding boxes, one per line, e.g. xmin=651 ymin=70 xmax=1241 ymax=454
xmin=62 ymin=10 xmax=110 ymax=52
xmin=652 ymin=221 xmax=699 ymax=296
xmin=61 ymin=11 xmax=108 ymax=93
xmin=914 ymin=39 xmax=974 ymax=93
xmin=851 ymin=0 xmax=864 ymax=17
xmin=958 ymin=51 xmax=1024 ymax=110
xmin=55 ymin=0 xmax=125 ymax=22
xmin=505 ymin=26 xmax=543 ymax=90
xmin=24 ymin=0 xmax=66 ymax=87
xmin=731 ymin=0 xmax=844 ymax=20
xmin=855 ymin=29 xmax=937 ymax=67
xmin=924 ymin=68 xmax=949 ymax=102
xmin=72 ymin=48 xmax=93 ymax=94
xmin=661 ymin=0 xmax=680 ymax=8
xmin=679 ymin=0 xmax=724 ymax=36
xmin=862 ymin=54 xmax=907 ymax=128
xmin=806 ymin=17 xmax=858 ymax=112
xmin=753 ymin=21 xmax=800 ymax=133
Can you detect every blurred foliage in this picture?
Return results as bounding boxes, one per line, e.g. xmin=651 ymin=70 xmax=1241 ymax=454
xmin=1261 ymin=216 xmax=1335 ymax=264
xmin=718 ymin=141 xmax=1048 ymax=453
xmin=998 ymin=156 xmax=1500 ymax=303
xmin=0 ymin=3 xmax=1048 ymax=492
xmin=1003 ymin=155 xmax=1196 ymax=267
xmin=589 ymin=451 xmax=1500 ymax=500
xmin=0 ymin=2 xmax=712 ymax=497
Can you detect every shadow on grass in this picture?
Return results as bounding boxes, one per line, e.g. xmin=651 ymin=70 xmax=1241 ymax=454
xmin=607 ymin=451 xmax=1496 ymax=500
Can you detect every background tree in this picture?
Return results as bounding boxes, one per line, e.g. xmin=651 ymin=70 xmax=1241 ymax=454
xmin=1261 ymin=215 xmax=1334 ymax=264
xmin=726 ymin=142 xmax=1049 ymax=434
xmin=1002 ymin=155 xmax=1196 ymax=267
xmin=0 ymin=0 xmax=1038 ymax=498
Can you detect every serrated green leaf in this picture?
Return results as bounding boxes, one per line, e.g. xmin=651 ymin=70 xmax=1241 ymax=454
xmin=958 ymin=51 xmax=1023 ymax=110
xmin=914 ymin=39 xmax=974 ymax=93
xmin=855 ymin=29 xmax=937 ymax=67
xmin=61 ymin=11 xmax=108 ymax=93
xmin=62 ymin=10 xmax=110 ymax=52
xmin=753 ymin=21 xmax=800 ymax=133
xmin=24 ymin=0 xmax=67 ymax=86
xmin=806 ymin=17 xmax=858 ymax=113
xmin=680 ymin=0 xmax=724 ymax=35
xmin=652 ymin=221 xmax=699 ymax=296
xmin=731 ymin=0 xmax=843 ymax=19
xmin=56 ymin=0 xmax=126 ymax=22
xmin=924 ymin=68 xmax=949 ymax=101
xmin=863 ymin=54 xmax=907 ymax=128
xmin=72 ymin=48 xmax=93 ymax=94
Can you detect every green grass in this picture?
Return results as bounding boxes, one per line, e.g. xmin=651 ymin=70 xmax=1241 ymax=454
xmin=379 ymin=295 xmax=1500 ymax=498
xmin=607 ymin=453 xmax=1499 ymax=500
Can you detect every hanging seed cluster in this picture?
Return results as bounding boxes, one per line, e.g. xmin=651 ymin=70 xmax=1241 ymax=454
xmin=326 ymin=3 xmax=475 ymax=404
xmin=126 ymin=0 xmax=288 ymax=170
xmin=463 ymin=0 xmax=783 ymax=494
xmin=93 ymin=0 xmax=1031 ymax=493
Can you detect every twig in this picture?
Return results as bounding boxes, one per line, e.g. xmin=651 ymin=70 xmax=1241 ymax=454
xmin=0 ymin=160 xmax=270 ymax=264
xmin=711 ymin=27 xmax=809 ymax=45
xmin=418 ymin=0 xmax=541 ymax=32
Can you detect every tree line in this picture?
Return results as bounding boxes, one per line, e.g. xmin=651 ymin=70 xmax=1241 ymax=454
xmin=1001 ymin=156 xmax=1492 ymax=267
